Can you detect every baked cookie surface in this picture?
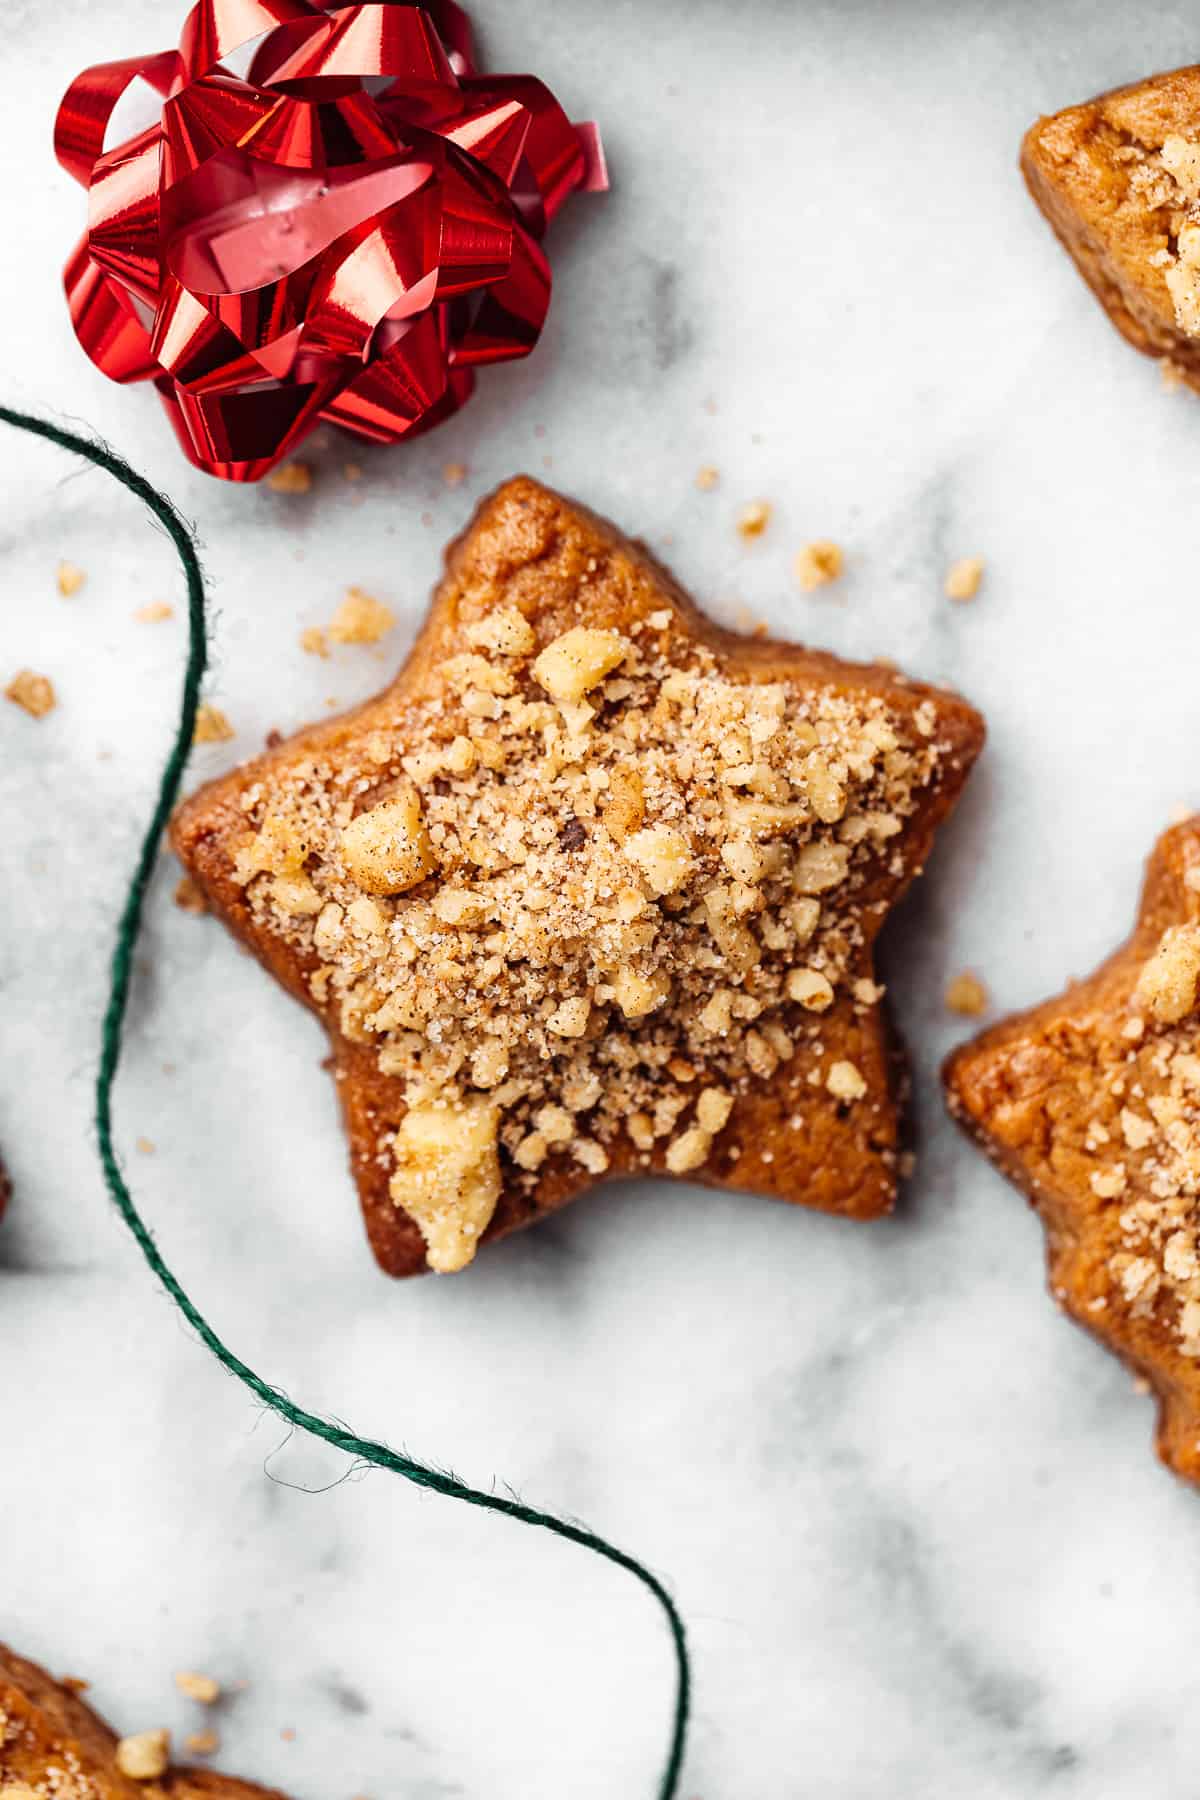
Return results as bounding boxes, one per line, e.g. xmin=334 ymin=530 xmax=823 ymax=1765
xmin=0 ymin=1640 xmax=283 ymax=1797
xmin=1022 ymin=65 xmax=1200 ymax=387
xmin=174 ymin=477 xmax=983 ymax=1276
xmin=946 ymin=819 xmax=1200 ymax=1483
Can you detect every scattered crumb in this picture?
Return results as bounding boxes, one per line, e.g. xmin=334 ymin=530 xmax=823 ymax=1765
xmin=736 ymin=501 xmax=772 ymax=539
xmin=5 ymin=669 xmax=56 ymax=717
xmin=695 ymin=465 xmax=719 ymax=491
xmin=115 ymin=1730 xmax=170 ymax=1780
xmin=442 ymin=461 xmax=468 ymax=487
xmin=185 ymin=1730 xmax=220 ymax=1757
xmin=193 ymin=703 xmax=234 ymax=744
xmin=343 ymin=462 xmax=363 ymax=482
xmin=266 ymin=463 xmax=312 ymax=495
xmin=300 ymin=625 xmax=329 ymax=658
xmin=57 ymin=560 xmax=86 ymax=597
xmin=280 ymin=1727 xmax=296 ymax=1743
xmin=134 ymin=601 xmax=174 ymax=623
xmin=135 ymin=1137 xmax=155 ymax=1155
xmin=944 ymin=556 xmax=985 ymax=602
xmin=328 ymin=587 xmax=395 ymax=645
xmin=793 ymin=541 xmax=844 ymax=592
xmin=945 ymin=970 xmax=989 ymax=1017
xmin=175 ymin=1671 xmax=220 ymax=1704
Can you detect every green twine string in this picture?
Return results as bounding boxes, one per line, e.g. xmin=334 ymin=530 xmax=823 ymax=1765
xmin=1 ymin=404 xmax=689 ymax=1798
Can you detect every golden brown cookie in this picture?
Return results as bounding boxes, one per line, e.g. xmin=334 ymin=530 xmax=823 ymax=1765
xmin=945 ymin=819 xmax=1200 ymax=1484
xmin=0 ymin=1640 xmax=284 ymax=1797
xmin=174 ymin=477 xmax=983 ymax=1277
xmin=1022 ymin=66 xmax=1200 ymax=388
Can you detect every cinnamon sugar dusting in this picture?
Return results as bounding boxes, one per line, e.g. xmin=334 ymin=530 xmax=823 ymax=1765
xmin=224 ymin=602 xmax=949 ymax=1270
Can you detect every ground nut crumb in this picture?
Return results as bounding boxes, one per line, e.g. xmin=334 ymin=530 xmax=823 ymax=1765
xmin=300 ymin=626 xmax=329 ymax=658
xmin=193 ymin=703 xmax=234 ymax=744
xmin=328 ymin=587 xmax=395 ymax=645
xmin=116 ymin=1730 xmax=170 ymax=1779
xmin=266 ymin=462 xmax=312 ymax=493
xmin=175 ymin=1671 xmax=220 ymax=1704
xmin=736 ymin=501 xmax=772 ymax=540
xmin=56 ymin=559 xmax=86 ymax=597
xmin=5 ymin=670 xmax=56 ymax=718
xmin=793 ymin=541 xmax=844 ymax=591
xmin=944 ymin=557 xmax=985 ymax=602
xmin=945 ymin=970 xmax=989 ymax=1016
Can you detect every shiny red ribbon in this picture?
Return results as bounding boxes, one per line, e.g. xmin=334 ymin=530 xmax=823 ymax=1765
xmin=55 ymin=0 xmax=605 ymax=481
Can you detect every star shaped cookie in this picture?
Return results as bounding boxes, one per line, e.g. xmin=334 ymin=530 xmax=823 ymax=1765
xmin=1023 ymin=65 xmax=1200 ymax=390
xmin=0 ymin=1638 xmax=283 ymax=1796
xmin=174 ymin=478 xmax=983 ymax=1276
xmin=946 ymin=818 xmax=1200 ymax=1483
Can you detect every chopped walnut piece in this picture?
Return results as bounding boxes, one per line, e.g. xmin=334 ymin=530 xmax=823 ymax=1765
xmin=116 ymin=1730 xmax=170 ymax=1780
xmin=945 ymin=970 xmax=989 ymax=1016
xmin=826 ymin=1060 xmax=867 ymax=1102
xmin=193 ymin=703 xmax=234 ymax=744
xmin=328 ymin=587 xmax=395 ymax=645
xmin=390 ymin=1098 xmax=501 ymax=1272
xmin=602 ymin=767 xmax=645 ymax=843
xmin=266 ymin=462 xmax=312 ymax=494
xmin=696 ymin=1087 xmax=733 ymax=1133
xmin=793 ymin=541 xmax=843 ymax=591
xmin=666 ymin=1125 xmax=712 ymax=1173
xmin=612 ymin=966 xmax=670 ymax=1019
xmin=547 ymin=996 xmax=591 ymax=1037
xmin=944 ymin=557 xmax=985 ymax=602
xmin=56 ymin=559 xmax=86 ymax=597
xmin=1136 ymin=924 xmax=1200 ymax=1023
xmin=533 ymin=627 xmax=629 ymax=703
xmin=300 ymin=626 xmax=329 ymax=658
xmin=466 ymin=606 xmax=535 ymax=657
xmin=5 ymin=670 xmax=56 ymax=718
xmin=787 ymin=967 xmax=834 ymax=1010
xmin=625 ymin=824 xmax=692 ymax=895
xmin=737 ymin=501 xmax=772 ymax=539
xmin=340 ymin=789 xmax=435 ymax=895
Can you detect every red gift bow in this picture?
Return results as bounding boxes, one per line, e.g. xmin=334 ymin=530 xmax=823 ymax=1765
xmin=55 ymin=0 xmax=605 ymax=482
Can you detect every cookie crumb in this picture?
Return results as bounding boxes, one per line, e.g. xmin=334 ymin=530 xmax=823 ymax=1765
xmin=328 ymin=587 xmax=395 ymax=645
xmin=266 ymin=463 xmax=312 ymax=495
xmin=343 ymin=462 xmax=363 ymax=482
xmin=793 ymin=541 xmax=843 ymax=592
xmin=442 ymin=461 xmax=468 ymax=487
xmin=826 ymin=1059 xmax=867 ymax=1102
xmin=57 ymin=560 xmax=86 ymax=597
xmin=135 ymin=1137 xmax=155 ymax=1155
xmin=5 ymin=669 xmax=56 ymax=718
xmin=185 ymin=1730 xmax=219 ymax=1756
xmin=134 ymin=601 xmax=174 ymax=623
xmin=695 ymin=465 xmax=719 ymax=491
xmin=175 ymin=1671 xmax=220 ymax=1704
xmin=193 ymin=703 xmax=234 ymax=744
xmin=300 ymin=625 xmax=329 ymax=658
xmin=115 ymin=1730 xmax=170 ymax=1780
xmin=945 ymin=970 xmax=989 ymax=1016
xmin=944 ymin=556 xmax=985 ymax=602
xmin=736 ymin=501 xmax=772 ymax=539
xmin=174 ymin=875 xmax=208 ymax=914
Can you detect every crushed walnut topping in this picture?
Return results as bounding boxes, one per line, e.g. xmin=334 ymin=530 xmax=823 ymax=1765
xmin=327 ymin=587 xmax=395 ymax=646
xmin=1118 ymin=133 xmax=1200 ymax=336
xmin=115 ymin=1729 xmax=170 ymax=1780
xmin=225 ymin=608 xmax=946 ymax=1270
xmin=1075 ymin=912 xmax=1200 ymax=1358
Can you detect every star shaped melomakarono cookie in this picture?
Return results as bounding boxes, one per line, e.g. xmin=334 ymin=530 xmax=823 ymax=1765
xmin=174 ymin=478 xmax=984 ymax=1276
xmin=1022 ymin=64 xmax=1200 ymax=391
xmin=946 ymin=818 xmax=1200 ymax=1483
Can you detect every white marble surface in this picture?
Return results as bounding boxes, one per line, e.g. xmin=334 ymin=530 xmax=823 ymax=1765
xmin=5 ymin=2 xmax=1200 ymax=1795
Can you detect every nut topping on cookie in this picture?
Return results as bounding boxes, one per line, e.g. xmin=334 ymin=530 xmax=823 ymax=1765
xmin=945 ymin=819 xmax=1200 ymax=1484
xmin=174 ymin=479 xmax=982 ymax=1276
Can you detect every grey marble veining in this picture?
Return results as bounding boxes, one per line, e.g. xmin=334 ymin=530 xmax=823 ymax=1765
xmin=4 ymin=3 xmax=1200 ymax=1795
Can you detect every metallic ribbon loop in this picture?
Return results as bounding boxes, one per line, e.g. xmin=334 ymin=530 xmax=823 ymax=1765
xmin=56 ymin=0 xmax=605 ymax=481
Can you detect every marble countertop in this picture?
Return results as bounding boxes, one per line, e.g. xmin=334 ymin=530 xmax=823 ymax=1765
xmin=4 ymin=2 xmax=1200 ymax=1795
